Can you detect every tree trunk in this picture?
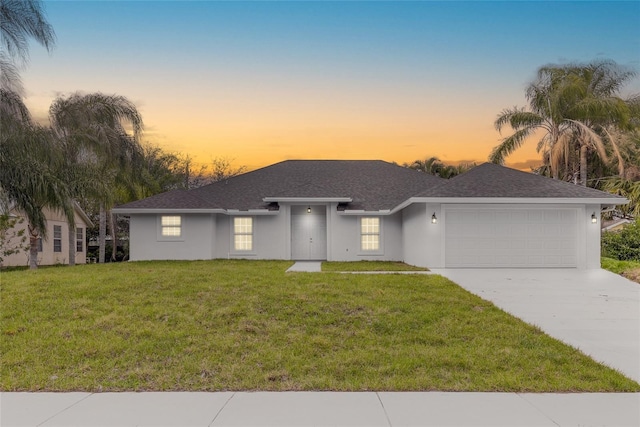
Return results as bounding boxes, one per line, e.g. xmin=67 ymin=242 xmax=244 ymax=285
xmin=580 ymin=144 xmax=588 ymax=186
xmin=109 ymin=210 xmax=117 ymax=262
xmin=68 ymin=224 xmax=76 ymax=266
xmin=28 ymin=226 xmax=39 ymax=270
xmin=99 ymin=203 xmax=106 ymax=263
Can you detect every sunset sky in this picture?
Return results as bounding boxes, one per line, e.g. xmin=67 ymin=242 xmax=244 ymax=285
xmin=23 ymin=1 xmax=640 ymax=171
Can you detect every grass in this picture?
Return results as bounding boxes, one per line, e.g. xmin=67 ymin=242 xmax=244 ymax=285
xmin=322 ymin=261 xmax=428 ymax=272
xmin=2 ymin=260 xmax=638 ymax=392
xmin=602 ymin=257 xmax=640 ymax=283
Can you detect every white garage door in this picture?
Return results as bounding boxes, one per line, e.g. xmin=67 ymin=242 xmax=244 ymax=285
xmin=445 ymin=207 xmax=578 ymax=268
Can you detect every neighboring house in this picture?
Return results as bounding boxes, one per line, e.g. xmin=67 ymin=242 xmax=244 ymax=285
xmin=601 ymin=218 xmax=633 ymax=232
xmin=113 ymin=161 xmax=627 ymax=269
xmin=1 ymin=204 xmax=93 ymax=267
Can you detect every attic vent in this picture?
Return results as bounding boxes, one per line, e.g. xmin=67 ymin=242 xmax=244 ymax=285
xmin=337 ymin=202 xmax=349 ymax=212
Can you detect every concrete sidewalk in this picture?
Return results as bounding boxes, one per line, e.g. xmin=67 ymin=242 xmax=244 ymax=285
xmin=2 ymin=391 xmax=639 ymax=426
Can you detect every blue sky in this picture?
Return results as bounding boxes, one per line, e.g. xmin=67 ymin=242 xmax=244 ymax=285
xmin=23 ymin=1 xmax=640 ymax=169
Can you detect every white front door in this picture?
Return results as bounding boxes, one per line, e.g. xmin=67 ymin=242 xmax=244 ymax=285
xmin=444 ymin=206 xmax=579 ymax=268
xmin=291 ymin=205 xmax=327 ymax=260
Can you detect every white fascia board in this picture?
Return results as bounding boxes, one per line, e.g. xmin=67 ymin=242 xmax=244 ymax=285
xmin=73 ymin=202 xmax=94 ymax=227
xmin=225 ymin=210 xmax=279 ymax=216
xmin=338 ymin=209 xmax=392 ymax=216
xmin=262 ymin=197 xmax=353 ymax=203
xmin=111 ymin=208 xmax=227 ymax=214
xmin=601 ymin=204 xmax=619 ymax=212
xmin=348 ymin=196 xmax=630 ymax=217
xmin=410 ymin=197 xmax=630 ymax=205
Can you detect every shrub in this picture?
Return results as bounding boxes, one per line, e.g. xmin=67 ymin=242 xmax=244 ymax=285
xmin=602 ymin=219 xmax=640 ymax=261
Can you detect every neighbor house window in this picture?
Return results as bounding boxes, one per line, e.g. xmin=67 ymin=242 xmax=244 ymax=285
xmin=361 ymin=217 xmax=380 ymax=251
xmin=53 ymin=225 xmax=62 ymax=252
xmin=161 ymin=216 xmax=182 ymax=237
xmin=76 ymin=228 xmax=84 ymax=252
xmin=234 ymin=217 xmax=253 ymax=251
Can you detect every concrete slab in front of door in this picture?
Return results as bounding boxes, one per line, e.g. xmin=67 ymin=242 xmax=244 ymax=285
xmin=286 ymin=261 xmax=322 ymax=272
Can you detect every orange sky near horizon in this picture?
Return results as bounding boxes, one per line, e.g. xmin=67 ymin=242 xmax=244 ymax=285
xmin=22 ymin=1 xmax=638 ymax=174
xmin=138 ymin=88 xmax=544 ymax=172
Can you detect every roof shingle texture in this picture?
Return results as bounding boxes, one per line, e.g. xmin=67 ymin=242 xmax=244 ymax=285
xmin=117 ymin=161 xmax=624 ymax=211
xmin=118 ymin=160 xmax=445 ymax=211
xmin=417 ymin=163 xmax=627 ymax=199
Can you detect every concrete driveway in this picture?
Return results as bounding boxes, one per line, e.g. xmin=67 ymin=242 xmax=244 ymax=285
xmin=432 ymin=268 xmax=640 ymax=383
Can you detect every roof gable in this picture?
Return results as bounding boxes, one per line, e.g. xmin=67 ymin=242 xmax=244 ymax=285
xmin=188 ymin=160 xmax=445 ymax=211
xmin=417 ymin=163 xmax=627 ymax=200
xmin=115 ymin=160 xmax=625 ymax=213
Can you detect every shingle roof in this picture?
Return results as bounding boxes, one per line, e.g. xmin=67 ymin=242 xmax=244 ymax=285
xmin=115 ymin=160 xmax=625 ymax=212
xmin=115 ymin=189 xmax=215 ymax=210
xmin=416 ymin=162 xmax=627 ymax=200
xmin=117 ymin=160 xmax=445 ymax=211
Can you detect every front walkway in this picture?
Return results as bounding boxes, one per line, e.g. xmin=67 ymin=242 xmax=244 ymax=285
xmin=433 ymin=268 xmax=640 ymax=383
xmin=286 ymin=261 xmax=322 ymax=272
xmin=2 ymin=391 xmax=639 ymax=426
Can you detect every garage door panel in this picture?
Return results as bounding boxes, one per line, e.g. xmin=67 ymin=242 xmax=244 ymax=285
xmin=528 ymin=210 xmax=544 ymax=221
xmin=445 ymin=207 xmax=578 ymax=268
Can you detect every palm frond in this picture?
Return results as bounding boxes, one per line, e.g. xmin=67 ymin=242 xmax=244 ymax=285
xmin=489 ymin=127 xmax=536 ymax=164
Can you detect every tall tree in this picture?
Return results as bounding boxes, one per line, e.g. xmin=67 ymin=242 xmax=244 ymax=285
xmin=405 ymin=156 xmax=474 ymax=179
xmin=0 ymin=94 xmax=72 ymax=269
xmin=1 ymin=0 xmax=61 ymax=269
xmin=49 ymin=92 xmax=144 ymax=263
xmin=0 ymin=0 xmax=55 ymax=94
xmin=491 ymin=60 xmax=639 ymax=185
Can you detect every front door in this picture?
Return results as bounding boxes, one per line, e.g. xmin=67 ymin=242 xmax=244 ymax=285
xmin=291 ymin=205 xmax=327 ymax=260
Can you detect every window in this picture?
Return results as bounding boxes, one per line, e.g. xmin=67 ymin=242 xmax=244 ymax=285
xmin=161 ymin=216 xmax=181 ymax=237
xmin=233 ymin=217 xmax=253 ymax=251
xmin=53 ymin=225 xmax=62 ymax=252
xmin=361 ymin=217 xmax=380 ymax=251
xmin=37 ymin=237 xmax=43 ymax=252
xmin=76 ymin=228 xmax=84 ymax=252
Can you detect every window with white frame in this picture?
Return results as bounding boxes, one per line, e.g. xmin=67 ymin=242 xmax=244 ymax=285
xmin=161 ymin=215 xmax=182 ymax=237
xmin=361 ymin=217 xmax=380 ymax=251
xmin=76 ymin=228 xmax=84 ymax=252
xmin=233 ymin=217 xmax=253 ymax=251
xmin=53 ymin=225 xmax=62 ymax=252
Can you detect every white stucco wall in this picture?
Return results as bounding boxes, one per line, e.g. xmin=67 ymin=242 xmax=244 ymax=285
xmin=585 ymin=203 xmax=602 ymax=269
xmin=327 ymin=206 xmax=403 ymax=262
xmin=401 ymin=203 xmax=442 ymax=268
xmin=126 ymin=202 xmax=604 ymax=269
xmin=129 ymin=214 xmax=215 ymax=261
xmin=223 ymin=213 xmax=289 ymax=260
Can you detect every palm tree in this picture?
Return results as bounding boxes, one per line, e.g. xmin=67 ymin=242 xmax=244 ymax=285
xmin=49 ymin=92 xmax=144 ymax=263
xmin=0 ymin=94 xmax=72 ymax=269
xmin=491 ymin=60 xmax=638 ymax=185
xmin=408 ymin=157 xmax=446 ymax=176
xmin=0 ymin=0 xmax=55 ymax=94
xmin=1 ymin=0 xmax=60 ymax=269
xmin=406 ymin=156 xmax=473 ymax=179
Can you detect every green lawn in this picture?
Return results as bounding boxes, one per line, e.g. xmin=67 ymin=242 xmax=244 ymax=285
xmin=322 ymin=261 xmax=428 ymax=272
xmin=601 ymin=257 xmax=640 ymax=274
xmin=2 ymin=260 xmax=638 ymax=392
xmin=602 ymin=257 xmax=640 ymax=283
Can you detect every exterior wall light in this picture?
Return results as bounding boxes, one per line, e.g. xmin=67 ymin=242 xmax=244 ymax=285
xmin=431 ymin=213 xmax=438 ymax=224
xmin=591 ymin=212 xmax=597 ymax=224
xmin=307 ymin=206 xmax=311 ymax=213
